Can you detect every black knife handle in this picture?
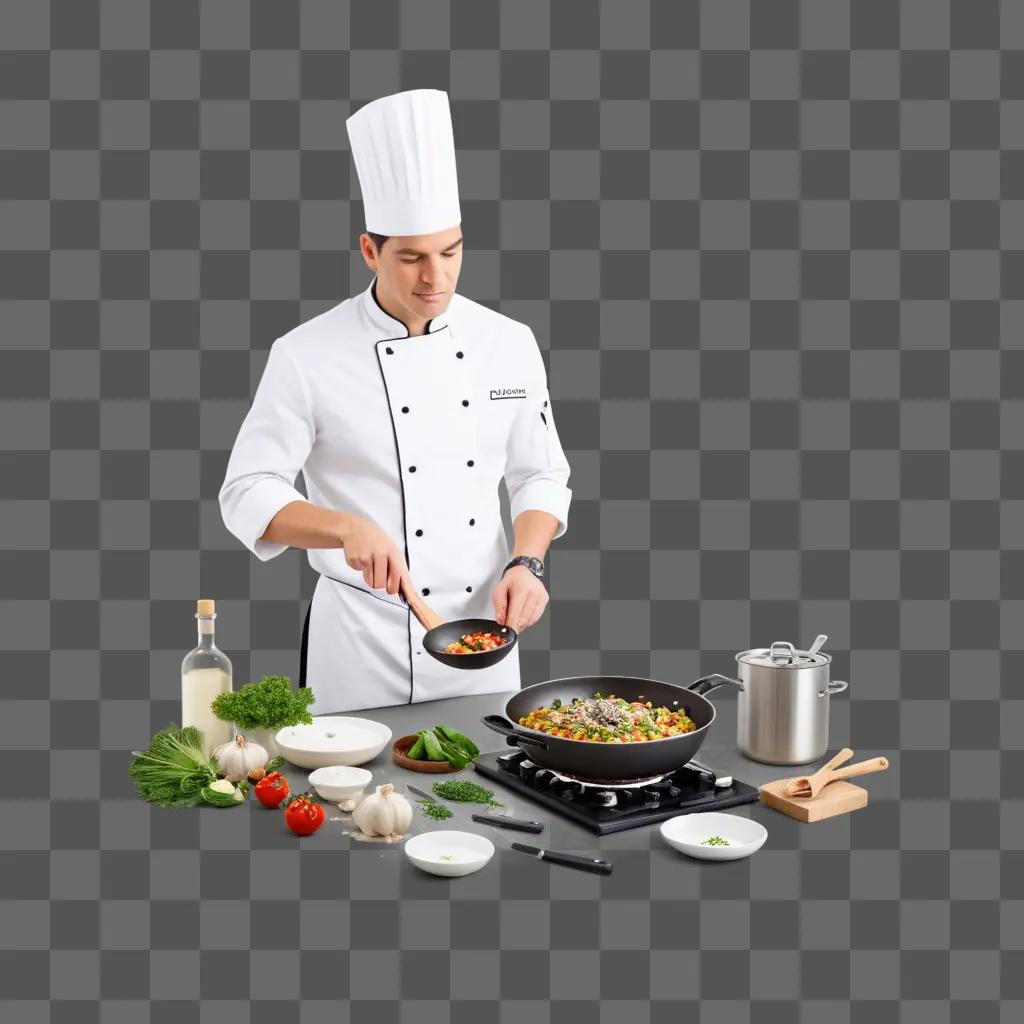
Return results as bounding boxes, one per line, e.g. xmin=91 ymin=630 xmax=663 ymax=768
xmin=512 ymin=843 xmax=614 ymax=875
xmin=471 ymin=813 xmax=544 ymax=834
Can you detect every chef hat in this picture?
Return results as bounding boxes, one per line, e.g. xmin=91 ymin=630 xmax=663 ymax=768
xmin=346 ymin=88 xmax=461 ymax=237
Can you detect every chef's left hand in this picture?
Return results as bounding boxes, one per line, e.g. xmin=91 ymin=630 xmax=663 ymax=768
xmin=492 ymin=566 xmax=548 ymax=633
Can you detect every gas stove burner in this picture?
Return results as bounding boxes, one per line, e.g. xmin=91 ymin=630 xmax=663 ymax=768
xmin=479 ymin=747 xmax=759 ymax=834
xmin=549 ymin=769 xmax=668 ymax=789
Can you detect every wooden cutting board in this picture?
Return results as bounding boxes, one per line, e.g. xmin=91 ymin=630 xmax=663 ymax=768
xmin=759 ymin=778 xmax=868 ymax=822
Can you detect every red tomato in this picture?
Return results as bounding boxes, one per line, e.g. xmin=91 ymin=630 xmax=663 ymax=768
xmin=254 ymin=771 xmax=290 ymax=809
xmin=284 ymin=793 xmax=325 ymax=836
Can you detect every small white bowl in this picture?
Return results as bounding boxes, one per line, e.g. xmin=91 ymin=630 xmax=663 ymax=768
xmin=660 ymin=811 xmax=767 ymax=861
xmin=275 ymin=716 xmax=392 ymax=769
xmin=308 ymin=765 xmax=372 ymax=803
xmin=405 ymin=830 xmax=495 ymax=877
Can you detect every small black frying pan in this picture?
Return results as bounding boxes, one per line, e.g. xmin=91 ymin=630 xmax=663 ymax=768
xmin=400 ymin=581 xmax=518 ymax=670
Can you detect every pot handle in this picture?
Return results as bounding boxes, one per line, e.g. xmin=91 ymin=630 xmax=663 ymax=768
xmin=818 ymin=679 xmax=848 ymax=698
xmin=770 ymin=640 xmax=797 ymax=663
xmin=481 ymin=714 xmax=548 ymax=750
xmin=687 ymin=673 xmax=744 ymax=696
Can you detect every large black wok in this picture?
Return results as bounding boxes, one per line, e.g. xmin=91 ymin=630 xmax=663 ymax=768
xmin=482 ymin=674 xmax=743 ymax=780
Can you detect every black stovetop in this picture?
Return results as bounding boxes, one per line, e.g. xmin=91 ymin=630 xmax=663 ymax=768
xmin=473 ymin=748 xmax=759 ymax=835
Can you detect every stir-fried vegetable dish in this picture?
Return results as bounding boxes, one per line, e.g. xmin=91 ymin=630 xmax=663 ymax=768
xmin=518 ymin=692 xmax=696 ymax=742
xmin=443 ymin=630 xmax=509 ymax=655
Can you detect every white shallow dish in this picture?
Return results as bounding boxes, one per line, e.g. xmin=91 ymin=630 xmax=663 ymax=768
xmin=308 ymin=765 xmax=372 ymax=803
xmin=275 ymin=717 xmax=392 ymax=769
xmin=660 ymin=811 xmax=767 ymax=861
xmin=405 ymin=830 xmax=495 ymax=877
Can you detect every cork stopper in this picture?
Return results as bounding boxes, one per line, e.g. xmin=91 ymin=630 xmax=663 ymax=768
xmin=196 ymin=599 xmax=215 ymax=616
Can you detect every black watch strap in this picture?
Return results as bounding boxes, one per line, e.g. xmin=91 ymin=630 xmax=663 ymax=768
xmin=503 ymin=555 xmax=544 ymax=579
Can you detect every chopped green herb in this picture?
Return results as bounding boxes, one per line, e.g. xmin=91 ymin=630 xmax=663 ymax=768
xmin=431 ymin=779 xmax=503 ymax=807
xmin=699 ymin=835 xmax=730 ymax=847
xmin=417 ymin=800 xmax=453 ymax=821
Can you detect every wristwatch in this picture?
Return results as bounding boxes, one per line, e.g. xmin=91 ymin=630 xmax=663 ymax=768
xmin=502 ymin=555 xmax=545 ymax=580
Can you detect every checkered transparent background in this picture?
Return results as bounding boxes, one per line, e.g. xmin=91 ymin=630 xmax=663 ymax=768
xmin=1 ymin=1 xmax=1022 ymax=1020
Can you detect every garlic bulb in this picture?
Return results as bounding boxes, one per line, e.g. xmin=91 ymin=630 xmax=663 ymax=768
xmin=352 ymin=783 xmax=413 ymax=838
xmin=213 ymin=735 xmax=269 ymax=782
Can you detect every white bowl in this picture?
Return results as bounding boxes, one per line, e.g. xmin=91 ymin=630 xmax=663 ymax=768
xmin=405 ymin=830 xmax=495 ymax=877
xmin=660 ymin=811 xmax=768 ymax=861
xmin=308 ymin=765 xmax=373 ymax=803
xmin=275 ymin=717 xmax=392 ymax=769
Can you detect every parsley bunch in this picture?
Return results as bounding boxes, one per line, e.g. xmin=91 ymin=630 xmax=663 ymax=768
xmin=211 ymin=675 xmax=315 ymax=731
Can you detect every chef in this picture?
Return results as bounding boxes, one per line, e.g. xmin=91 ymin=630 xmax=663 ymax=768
xmin=219 ymin=89 xmax=572 ymax=713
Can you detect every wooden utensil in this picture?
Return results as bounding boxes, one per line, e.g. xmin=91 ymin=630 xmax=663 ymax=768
xmin=781 ymin=747 xmax=852 ymax=797
xmin=783 ymin=753 xmax=889 ymax=799
xmin=760 ymin=749 xmax=890 ymax=822
xmin=400 ymin=581 xmax=445 ymax=631
xmin=760 ymin=777 xmax=869 ymax=822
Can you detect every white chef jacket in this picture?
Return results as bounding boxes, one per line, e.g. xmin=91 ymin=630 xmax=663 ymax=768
xmin=219 ymin=277 xmax=572 ymax=713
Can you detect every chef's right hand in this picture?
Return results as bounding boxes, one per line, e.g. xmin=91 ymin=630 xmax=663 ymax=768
xmin=339 ymin=514 xmax=410 ymax=597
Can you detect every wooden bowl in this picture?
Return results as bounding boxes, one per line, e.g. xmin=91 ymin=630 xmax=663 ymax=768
xmin=392 ymin=734 xmax=461 ymax=773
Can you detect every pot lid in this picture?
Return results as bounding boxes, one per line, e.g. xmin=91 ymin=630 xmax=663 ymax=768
xmin=737 ymin=640 xmax=830 ymax=668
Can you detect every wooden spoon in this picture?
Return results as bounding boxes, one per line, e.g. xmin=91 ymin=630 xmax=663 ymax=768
xmin=784 ymin=752 xmax=889 ymax=799
xmin=782 ymin=747 xmax=852 ymax=797
xmin=399 ymin=578 xmax=445 ymax=631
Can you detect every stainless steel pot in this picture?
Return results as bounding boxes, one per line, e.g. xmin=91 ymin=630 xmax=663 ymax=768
xmin=735 ymin=637 xmax=848 ymax=765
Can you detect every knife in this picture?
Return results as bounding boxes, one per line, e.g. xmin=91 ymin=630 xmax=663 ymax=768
xmin=405 ymin=784 xmax=613 ymax=875
xmin=405 ymin=783 xmax=545 ymax=833
xmin=484 ymin=825 xmax=615 ymax=876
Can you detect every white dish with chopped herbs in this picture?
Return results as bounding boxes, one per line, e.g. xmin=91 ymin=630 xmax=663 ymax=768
xmin=660 ymin=812 xmax=767 ymax=861
xmin=275 ymin=717 xmax=392 ymax=769
xmin=405 ymin=830 xmax=494 ymax=877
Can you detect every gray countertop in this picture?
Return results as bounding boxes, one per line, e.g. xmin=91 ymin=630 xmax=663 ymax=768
xmin=270 ymin=690 xmax=893 ymax=859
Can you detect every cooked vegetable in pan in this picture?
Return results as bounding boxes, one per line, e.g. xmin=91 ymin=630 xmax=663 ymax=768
xmin=517 ymin=692 xmax=697 ymax=742
xmin=443 ymin=630 xmax=509 ymax=655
